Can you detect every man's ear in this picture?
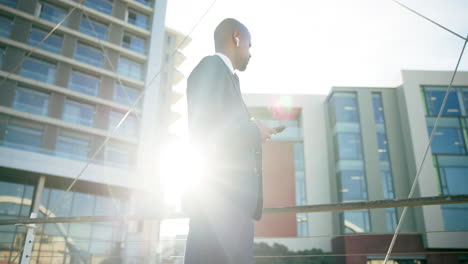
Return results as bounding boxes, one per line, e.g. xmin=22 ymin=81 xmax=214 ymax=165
xmin=233 ymin=32 xmax=240 ymax=47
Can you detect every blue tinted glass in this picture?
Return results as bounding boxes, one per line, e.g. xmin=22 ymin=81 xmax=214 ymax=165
xmin=109 ymin=111 xmax=137 ymax=137
xmin=439 ymin=167 xmax=468 ymax=195
xmin=463 ymin=92 xmax=468 ymax=115
xmin=296 ymin=213 xmax=308 ymax=237
xmin=336 ymin=133 xmax=363 ymax=160
xmin=20 ymin=58 xmax=56 ymax=84
xmin=427 ymin=127 xmax=466 ymax=154
xmin=372 ymin=93 xmax=385 ymax=123
xmin=114 ymin=84 xmax=140 ymax=107
xmin=386 ymin=208 xmax=397 ymax=232
xmin=134 ymin=0 xmax=152 ymax=7
xmin=0 ymin=179 xmax=34 ymax=255
xmin=71 ymin=192 xmax=94 ymax=217
xmin=74 ymin=43 xmax=103 ymax=67
xmin=13 ymin=87 xmax=49 ymax=116
xmin=69 ymin=71 xmax=100 ymax=96
xmin=425 ymin=90 xmax=461 ymax=116
xmin=105 ymin=143 xmax=130 ymax=167
xmin=339 ymin=170 xmax=367 ymax=201
xmin=80 ymin=18 xmax=108 ymax=40
xmin=39 ymin=3 xmax=67 ymax=25
xmin=56 ymin=135 xmax=89 ymax=161
xmin=381 ymin=169 xmax=395 ymax=199
xmin=28 ymin=28 xmax=62 ymax=54
xmin=344 ymin=210 xmax=370 ymax=233
xmin=329 ymin=93 xmax=359 ymax=123
xmin=118 ymin=57 xmax=142 ymax=80
xmin=122 ymin=33 xmax=145 ymax=53
xmin=63 ymin=100 xmax=95 ymax=127
xmin=377 ymin=133 xmax=389 ymax=160
xmin=4 ymin=124 xmax=43 ymax=152
xmin=0 ymin=0 xmax=17 ymax=8
xmin=94 ymin=196 xmax=119 ymax=216
xmin=84 ymin=0 xmax=112 ymax=15
xmin=442 ymin=204 xmax=468 ymax=231
xmin=0 ymin=47 xmax=4 ymax=67
xmin=0 ymin=16 xmax=12 ymax=38
xmin=0 ymin=180 xmax=34 ymax=217
xmin=127 ymin=10 xmax=148 ymax=29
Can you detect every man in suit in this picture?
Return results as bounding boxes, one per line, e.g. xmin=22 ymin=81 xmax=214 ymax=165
xmin=183 ymin=18 xmax=276 ymax=264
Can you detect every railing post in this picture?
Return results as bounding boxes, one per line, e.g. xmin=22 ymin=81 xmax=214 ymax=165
xmin=20 ymin=175 xmax=45 ymax=264
xmin=19 ymin=212 xmax=36 ymax=264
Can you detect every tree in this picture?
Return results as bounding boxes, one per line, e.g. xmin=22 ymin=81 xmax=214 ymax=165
xmin=254 ymin=242 xmax=336 ymax=264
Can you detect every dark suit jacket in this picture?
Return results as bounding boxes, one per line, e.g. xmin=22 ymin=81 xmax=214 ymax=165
xmin=183 ymin=55 xmax=263 ymax=221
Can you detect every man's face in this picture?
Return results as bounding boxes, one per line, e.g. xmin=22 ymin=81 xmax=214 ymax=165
xmin=236 ymin=31 xmax=251 ymax=72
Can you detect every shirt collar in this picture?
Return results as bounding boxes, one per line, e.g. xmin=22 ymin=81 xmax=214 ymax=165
xmin=215 ymin=52 xmax=235 ymax=74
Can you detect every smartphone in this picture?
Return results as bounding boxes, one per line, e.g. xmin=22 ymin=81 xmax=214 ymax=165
xmin=273 ymin=125 xmax=286 ymax=134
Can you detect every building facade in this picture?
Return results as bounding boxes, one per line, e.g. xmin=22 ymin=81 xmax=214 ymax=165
xmin=0 ymin=0 xmax=188 ymax=263
xmin=244 ymin=70 xmax=468 ymax=264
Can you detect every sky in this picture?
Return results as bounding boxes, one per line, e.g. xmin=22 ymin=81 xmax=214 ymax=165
xmin=165 ymin=0 xmax=468 ymax=96
xmin=159 ymin=1 xmax=468 ymax=233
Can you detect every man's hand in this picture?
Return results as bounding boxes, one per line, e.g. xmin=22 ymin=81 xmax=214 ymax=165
xmin=253 ymin=119 xmax=276 ymax=142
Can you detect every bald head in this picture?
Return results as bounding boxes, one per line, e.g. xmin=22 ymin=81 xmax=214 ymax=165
xmin=214 ymin=18 xmax=248 ymax=51
xmin=213 ymin=18 xmax=252 ymax=71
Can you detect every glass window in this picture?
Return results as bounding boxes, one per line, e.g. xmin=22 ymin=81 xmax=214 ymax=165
xmin=372 ymin=93 xmax=385 ymax=123
xmin=339 ymin=170 xmax=368 ymax=201
xmin=336 ymin=133 xmax=363 ymax=160
xmin=79 ymin=16 xmax=108 ymax=40
xmin=56 ymin=132 xmax=90 ymax=161
xmin=427 ymin=126 xmax=466 ymax=155
xmin=12 ymin=86 xmax=49 ymax=116
xmin=343 ymin=210 xmax=370 ymax=233
xmin=71 ymin=192 xmax=94 ymax=217
xmin=0 ymin=0 xmax=18 ymax=8
xmin=377 ymin=133 xmax=389 ymax=160
xmin=113 ymin=83 xmax=141 ymax=107
xmin=126 ymin=9 xmax=149 ymax=30
xmin=19 ymin=57 xmax=56 ymax=84
xmin=28 ymin=27 xmax=63 ymax=54
xmin=134 ymin=0 xmax=152 ymax=7
xmin=84 ymin=0 xmax=113 ymax=15
xmin=4 ymin=121 xmax=43 ymax=152
xmin=74 ymin=42 xmax=103 ymax=67
xmin=0 ymin=46 xmax=6 ymax=68
xmin=442 ymin=204 xmax=468 ymax=231
xmin=463 ymin=90 xmax=468 ymax=115
xmin=108 ymin=111 xmax=137 ymax=137
xmin=439 ymin=167 xmax=468 ymax=195
xmin=69 ymin=70 xmax=100 ymax=96
xmin=381 ymin=168 xmax=395 ymax=199
xmin=118 ymin=57 xmax=143 ymax=80
xmin=329 ymin=92 xmax=359 ymax=124
xmin=296 ymin=213 xmax=309 ymax=237
xmin=385 ymin=208 xmax=397 ymax=232
xmin=36 ymin=2 xmax=68 ymax=25
xmin=63 ymin=99 xmax=95 ymax=127
xmin=424 ymin=87 xmax=461 ymax=116
xmin=0 ymin=179 xmax=34 ymax=260
xmin=0 ymin=15 xmax=13 ymax=38
xmin=104 ymin=142 xmax=130 ymax=167
xmin=122 ymin=32 xmax=146 ymax=54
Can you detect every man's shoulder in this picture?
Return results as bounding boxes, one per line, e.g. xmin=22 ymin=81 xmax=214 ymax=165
xmin=190 ymin=55 xmax=221 ymax=76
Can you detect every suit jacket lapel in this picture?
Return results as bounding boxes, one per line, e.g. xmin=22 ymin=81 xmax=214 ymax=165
xmin=214 ymin=56 xmax=251 ymax=116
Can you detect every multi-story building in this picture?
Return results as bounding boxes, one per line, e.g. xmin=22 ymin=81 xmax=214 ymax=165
xmin=244 ymin=70 xmax=468 ymax=264
xmin=0 ymin=0 xmax=189 ymax=263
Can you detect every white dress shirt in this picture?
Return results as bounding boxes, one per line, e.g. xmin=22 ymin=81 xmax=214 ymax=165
xmin=215 ymin=52 xmax=235 ymax=74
